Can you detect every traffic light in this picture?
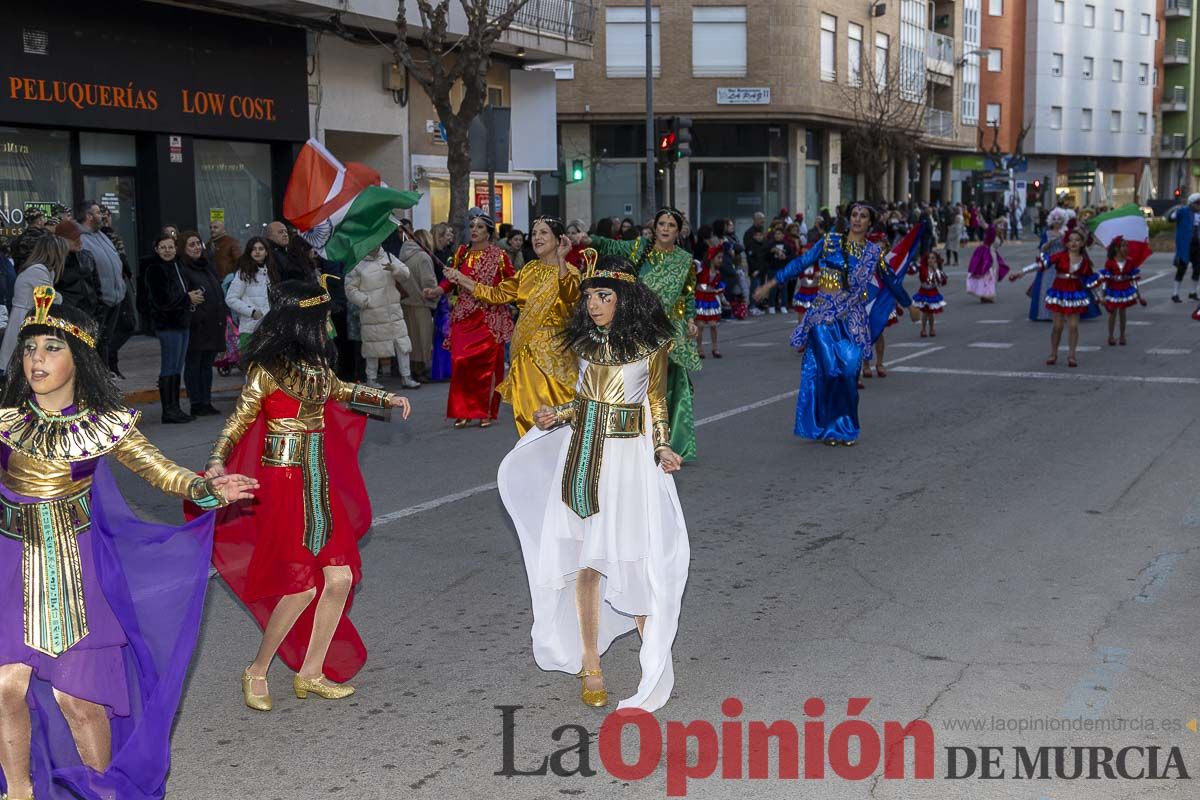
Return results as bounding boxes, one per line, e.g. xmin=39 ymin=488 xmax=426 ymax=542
xmin=672 ymin=116 xmax=693 ymax=160
xmin=1176 ymin=186 xmax=1184 ymax=199
xmin=1032 ymin=179 xmax=1042 ymax=192
xmin=658 ymin=130 xmax=676 ymax=154
xmin=570 ymin=159 xmax=584 ymax=183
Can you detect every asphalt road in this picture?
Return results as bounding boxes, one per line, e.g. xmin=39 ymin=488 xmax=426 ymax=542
xmin=110 ymin=238 xmax=1199 ymax=799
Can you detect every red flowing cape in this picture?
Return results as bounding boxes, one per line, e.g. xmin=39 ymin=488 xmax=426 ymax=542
xmin=187 ymin=402 xmax=372 ymax=682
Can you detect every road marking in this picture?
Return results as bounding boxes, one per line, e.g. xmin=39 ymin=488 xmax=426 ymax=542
xmin=1135 ymin=552 xmax=1183 ymax=604
xmin=1136 ymin=270 xmax=1171 ymax=286
xmin=976 ymin=319 xmax=1012 ymax=324
xmin=738 ymin=342 xmax=775 ymax=347
xmin=1058 ymin=345 xmax=1100 ymax=352
xmin=968 ymin=342 xmax=1014 ymax=349
xmin=1147 ymin=348 xmax=1192 ymax=355
xmin=372 ymin=482 xmax=500 ymax=526
xmin=888 ymin=342 xmax=932 ymax=348
xmin=1126 ymin=321 xmax=1153 ymax=326
xmin=1059 ymin=646 xmax=1131 ymax=720
xmin=890 ymin=365 xmax=1200 ymax=385
xmin=885 ymin=346 xmax=944 ymax=365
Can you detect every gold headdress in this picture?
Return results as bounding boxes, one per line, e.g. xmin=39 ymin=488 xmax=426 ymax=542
xmin=579 ymin=248 xmax=636 ymax=284
xmin=21 ymin=286 xmax=96 ymax=348
xmin=298 ymin=273 xmax=340 ymax=308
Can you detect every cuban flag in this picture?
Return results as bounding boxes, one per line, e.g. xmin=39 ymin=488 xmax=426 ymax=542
xmin=866 ymin=221 xmax=923 ymax=342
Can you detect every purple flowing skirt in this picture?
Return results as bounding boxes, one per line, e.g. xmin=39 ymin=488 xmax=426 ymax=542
xmin=431 ymin=296 xmax=453 ymax=381
xmin=0 ymin=461 xmax=214 ymax=800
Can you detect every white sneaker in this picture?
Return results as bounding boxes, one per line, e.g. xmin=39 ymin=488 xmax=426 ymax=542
xmin=768 ymin=307 xmax=777 ymax=314
xmin=401 ymin=377 xmax=421 ymax=388
xmin=750 ymin=308 xmax=765 ymax=316
xmin=364 ymin=379 xmax=384 ymax=389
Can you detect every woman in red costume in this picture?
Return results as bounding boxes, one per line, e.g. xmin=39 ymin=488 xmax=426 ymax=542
xmin=424 ymin=213 xmax=514 ymax=428
xmin=203 ymin=279 xmax=411 ymax=711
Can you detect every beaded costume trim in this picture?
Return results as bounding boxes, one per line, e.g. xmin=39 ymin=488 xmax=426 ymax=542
xmin=266 ymin=362 xmax=331 ymax=405
xmin=0 ymin=404 xmax=138 ymax=463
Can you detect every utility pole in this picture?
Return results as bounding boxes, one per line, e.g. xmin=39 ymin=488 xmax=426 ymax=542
xmin=643 ymin=0 xmax=655 ymax=220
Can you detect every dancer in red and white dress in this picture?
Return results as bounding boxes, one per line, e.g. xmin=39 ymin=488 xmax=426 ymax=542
xmin=910 ymin=250 xmax=948 ymax=338
xmin=1012 ymin=225 xmax=1096 ymax=367
xmin=791 ymin=247 xmax=820 ymax=319
xmin=1098 ymin=237 xmax=1146 ymax=347
xmin=694 ymin=247 xmax=726 ymax=359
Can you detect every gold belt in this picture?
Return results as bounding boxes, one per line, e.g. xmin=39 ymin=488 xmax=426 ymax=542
xmin=818 ymin=267 xmax=844 ymax=291
xmin=263 ymin=431 xmax=307 ymax=466
xmin=0 ymin=489 xmax=92 ymax=657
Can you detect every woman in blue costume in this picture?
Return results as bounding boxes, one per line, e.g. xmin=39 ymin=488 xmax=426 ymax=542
xmin=755 ymin=202 xmax=892 ymax=446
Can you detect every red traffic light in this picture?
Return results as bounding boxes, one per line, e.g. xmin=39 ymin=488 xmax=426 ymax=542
xmin=658 ymin=132 xmax=676 ymax=151
xmin=1032 ymin=179 xmax=1041 ymax=190
xmin=1176 ymin=187 xmax=1184 ymax=198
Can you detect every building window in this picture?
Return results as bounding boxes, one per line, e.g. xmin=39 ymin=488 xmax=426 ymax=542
xmin=1140 ymin=13 xmax=1151 ymax=35
xmin=987 ymin=48 xmax=1002 ymax=71
xmin=1111 ymin=59 xmax=1123 ymax=82
xmin=692 ymin=7 xmax=747 ymax=77
xmin=0 ymin=127 xmax=72 ymax=240
xmin=1113 ymin=9 xmax=1124 ymax=31
xmin=605 ymin=7 xmax=661 ymax=78
xmin=961 ymin=0 xmax=980 ymax=125
xmin=1053 ymin=0 xmax=1064 ymax=23
xmin=820 ymin=14 xmax=837 ymax=82
xmin=875 ymin=32 xmax=890 ymax=88
xmin=899 ymin=0 xmax=927 ymax=101
xmin=194 ymin=140 xmax=274 ymax=247
xmin=1110 ymin=110 xmax=1121 ymax=132
xmin=1154 ymin=67 xmax=1159 ymax=87
xmin=1083 ymin=56 xmax=1094 ymax=79
xmin=989 ymin=0 xmax=1003 ymax=15
xmin=848 ymin=22 xmax=863 ymax=86
xmin=986 ymin=103 xmax=1001 ymax=127
xmin=1050 ymin=106 xmax=1062 ymax=129
xmin=1138 ymin=62 xmax=1149 ymax=84
xmin=1051 ymin=52 xmax=1063 ymax=75
xmin=1084 ymin=4 xmax=1095 ymax=27
xmin=1137 ymin=112 xmax=1147 ymax=133
xmin=1081 ymin=108 xmax=1093 ymax=130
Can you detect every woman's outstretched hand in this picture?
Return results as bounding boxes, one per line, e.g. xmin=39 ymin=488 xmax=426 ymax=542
xmin=212 ymin=473 xmax=259 ymax=503
xmin=389 ymin=395 xmax=412 ymax=419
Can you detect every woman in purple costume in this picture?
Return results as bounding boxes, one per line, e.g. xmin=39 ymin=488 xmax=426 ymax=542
xmin=0 ymin=287 xmax=256 ymax=800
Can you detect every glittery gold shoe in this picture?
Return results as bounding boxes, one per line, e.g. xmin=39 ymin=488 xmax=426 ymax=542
xmin=293 ymin=674 xmax=355 ymax=700
xmin=241 ymin=668 xmax=272 ymax=712
xmin=578 ymin=669 xmax=608 ymax=708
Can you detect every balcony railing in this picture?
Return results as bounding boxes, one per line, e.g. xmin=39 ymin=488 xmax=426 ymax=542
xmin=925 ymin=107 xmax=955 ymax=138
xmin=927 ymin=32 xmax=954 ymax=74
xmin=1162 ymin=134 xmax=1187 ymax=157
xmin=488 ymin=0 xmax=596 ymax=44
xmin=1164 ymin=86 xmax=1188 ymax=111
xmin=1167 ymin=0 xmax=1192 ymax=17
xmin=1165 ymin=39 xmax=1189 ymax=64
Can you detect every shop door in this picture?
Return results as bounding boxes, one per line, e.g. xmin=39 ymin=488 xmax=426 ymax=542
xmin=83 ymin=173 xmax=138 ymax=267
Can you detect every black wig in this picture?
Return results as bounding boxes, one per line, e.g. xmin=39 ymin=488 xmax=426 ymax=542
xmin=562 ymin=255 xmax=674 ymax=361
xmin=656 ymin=207 xmax=686 ymax=231
xmin=845 ymin=200 xmax=880 ymax=226
xmin=1 ymin=299 xmax=125 ymax=412
xmin=531 ymin=216 xmax=567 ymax=239
xmin=240 ymin=280 xmax=338 ymax=371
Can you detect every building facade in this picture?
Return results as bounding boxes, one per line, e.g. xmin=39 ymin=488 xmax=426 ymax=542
xmin=555 ymin=0 xmax=977 ymax=232
xmin=1159 ymin=0 xmax=1199 ymax=197
xmin=1018 ymin=0 xmax=1157 ymax=208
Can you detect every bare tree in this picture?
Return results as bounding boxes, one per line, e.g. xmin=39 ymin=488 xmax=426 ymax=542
xmin=837 ymin=58 xmax=928 ymax=203
xmin=393 ymin=0 xmax=532 ymax=229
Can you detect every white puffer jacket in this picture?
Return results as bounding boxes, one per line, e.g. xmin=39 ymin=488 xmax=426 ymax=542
xmin=225 ymin=266 xmax=271 ymax=335
xmin=346 ymin=250 xmax=412 ymax=358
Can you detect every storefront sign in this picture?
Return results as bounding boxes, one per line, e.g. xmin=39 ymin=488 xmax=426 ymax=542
xmin=210 ymin=208 xmax=226 ymax=223
xmin=952 ymin=155 xmax=986 ymax=171
xmin=23 ymin=201 xmax=55 ymax=218
xmin=474 ymin=187 xmax=504 ymax=223
xmin=717 ymin=87 xmax=771 ymax=105
xmin=169 ymin=135 xmax=183 ymax=164
xmin=0 ymin=1 xmax=308 ymax=141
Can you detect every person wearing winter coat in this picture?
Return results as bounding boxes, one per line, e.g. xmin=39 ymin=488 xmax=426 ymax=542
xmin=345 ymin=246 xmax=420 ymax=388
xmin=144 ymin=233 xmax=204 ymax=424
xmin=179 ymin=230 xmax=228 ymax=417
xmin=224 ymin=236 xmax=278 ymax=350
xmin=395 ymin=230 xmax=439 ymax=380
xmin=52 ymin=219 xmax=101 ymax=317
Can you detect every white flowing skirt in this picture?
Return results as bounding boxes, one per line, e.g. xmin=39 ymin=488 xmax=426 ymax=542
xmin=497 ymin=421 xmax=690 ymax=712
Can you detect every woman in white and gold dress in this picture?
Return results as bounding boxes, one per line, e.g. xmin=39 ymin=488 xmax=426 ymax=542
xmin=497 ymin=253 xmax=690 ymax=713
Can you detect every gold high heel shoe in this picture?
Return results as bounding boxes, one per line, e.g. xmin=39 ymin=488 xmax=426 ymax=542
xmin=293 ymin=674 xmax=355 ymax=700
xmin=241 ymin=668 xmax=272 ymax=712
xmin=578 ymin=668 xmax=608 ymax=708
xmin=453 ymin=418 xmax=469 ymax=429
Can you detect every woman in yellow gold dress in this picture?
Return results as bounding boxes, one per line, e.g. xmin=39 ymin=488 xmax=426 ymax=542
xmin=442 ymin=217 xmax=580 ymax=436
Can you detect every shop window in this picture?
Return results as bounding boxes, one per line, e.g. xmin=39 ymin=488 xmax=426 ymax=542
xmin=193 ymin=140 xmax=274 ymax=243
xmin=79 ymin=132 xmax=136 ymax=167
xmin=692 ymin=7 xmax=747 ymax=77
xmin=606 ymin=7 xmax=660 ymax=78
xmin=0 ymin=127 xmax=72 ymax=238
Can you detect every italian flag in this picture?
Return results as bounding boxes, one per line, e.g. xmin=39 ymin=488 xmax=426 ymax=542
xmin=1088 ymin=203 xmax=1151 ymax=268
xmin=283 ymin=139 xmax=421 ymax=267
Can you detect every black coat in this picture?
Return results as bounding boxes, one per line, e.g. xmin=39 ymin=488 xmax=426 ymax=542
xmin=144 ymin=256 xmax=192 ymax=331
xmin=181 ymin=255 xmax=228 ymax=352
xmin=57 ymin=250 xmax=101 ymax=317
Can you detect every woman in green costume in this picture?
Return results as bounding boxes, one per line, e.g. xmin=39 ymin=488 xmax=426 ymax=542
xmin=586 ymin=208 xmax=701 ymax=460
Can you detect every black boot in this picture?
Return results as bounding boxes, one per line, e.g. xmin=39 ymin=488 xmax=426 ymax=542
xmin=159 ymin=377 xmax=190 ymax=424
xmin=171 ymin=375 xmax=196 ymax=421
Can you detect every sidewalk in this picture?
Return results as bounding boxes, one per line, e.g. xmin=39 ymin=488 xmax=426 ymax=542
xmin=117 ymin=335 xmax=245 ymax=406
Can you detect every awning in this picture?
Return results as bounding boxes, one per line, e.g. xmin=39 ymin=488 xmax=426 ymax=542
xmin=414 ymin=167 xmax=538 ymax=185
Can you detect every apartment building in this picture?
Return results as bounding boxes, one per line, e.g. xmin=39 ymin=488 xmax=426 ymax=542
xmin=1017 ymin=0 xmax=1157 ymax=207
xmin=555 ymin=0 xmax=976 ymax=230
xmin=1159 ymin=0 xmax=1199 ymax=197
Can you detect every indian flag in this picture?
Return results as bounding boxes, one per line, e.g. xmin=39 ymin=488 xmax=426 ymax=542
xmin=283 ymin=138 xmax=421 ymax=267
xmin=1088 ymin=203 xmax=1151 ymax=268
